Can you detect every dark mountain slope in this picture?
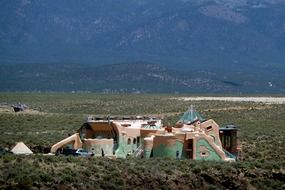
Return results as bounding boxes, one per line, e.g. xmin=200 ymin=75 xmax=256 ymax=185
xmin=1 ymin=0 xmax=285 ymax=69
xmin=0 ymin=62 xmax=283 ymax=93
xmin=0 ymin=0 xmax=285 ymax=93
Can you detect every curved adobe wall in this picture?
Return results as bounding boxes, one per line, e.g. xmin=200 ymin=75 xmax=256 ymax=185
xmin=50 ymin=133 xmax=82 ymax=153
xmin=200 ymin=119 xmax=223 ymax=148
xmin=152 ymin=134 xmax=184 ymax=159
xmin=83 ymin=139 xmax=114 ymax=156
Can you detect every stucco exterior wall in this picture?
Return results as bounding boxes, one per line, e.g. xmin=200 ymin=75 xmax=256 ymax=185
xmin=83 ymin=138 xmax=114 ymax=156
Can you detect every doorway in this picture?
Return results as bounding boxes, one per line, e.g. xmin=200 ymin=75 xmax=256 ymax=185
xmin=185 ymin=139 xmax=194 ymax=159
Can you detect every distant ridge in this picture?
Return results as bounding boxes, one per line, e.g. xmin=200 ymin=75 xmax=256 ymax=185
xmin=1 ymin=0 xmax=285 ymax=93
xmin=0 ymin=63 xmax=283 ymax=93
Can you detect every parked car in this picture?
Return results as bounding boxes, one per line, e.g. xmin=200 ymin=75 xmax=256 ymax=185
xmin=57 ymin=148 xmax=94 ymax=157
xmin=57 ymin=148 xmax=77 ymax=156
xmin=75 ymin=148 xmax=94 ymax=157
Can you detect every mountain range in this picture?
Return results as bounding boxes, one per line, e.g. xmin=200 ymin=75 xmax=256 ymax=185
xmin=0 ymin=0 xmax=285 ymax=93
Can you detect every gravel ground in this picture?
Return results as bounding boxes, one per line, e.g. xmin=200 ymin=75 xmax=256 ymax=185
xmin=173 ymin=97 xmax=285 ymax=104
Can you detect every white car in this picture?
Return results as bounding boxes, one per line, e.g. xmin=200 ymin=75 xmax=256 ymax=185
xmin=75 ymin=148 xmax=94 ymax=157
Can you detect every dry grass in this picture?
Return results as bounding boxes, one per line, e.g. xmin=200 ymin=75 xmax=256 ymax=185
xmin=0 ymin=93 xmax=284 ymax=190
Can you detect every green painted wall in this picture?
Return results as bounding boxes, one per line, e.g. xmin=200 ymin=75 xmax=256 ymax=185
xmin=196 ymin=139 xmax=221 ymax=161
xmin=153 ymin=140 xmax=184 ymax=159
xmin=115 ymin=136 xmax=127 ymax=158
xmin=115 ymin=136 xmax=137 ymax=158
xmin=144 ymin=148 xmax=152 ymax=158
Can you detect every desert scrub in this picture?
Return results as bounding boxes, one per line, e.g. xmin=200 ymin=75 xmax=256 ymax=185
xmin=0 ymin=155 xmax=284 ymax=190
xmin=0 ymin=93 xmax=285 ymax=189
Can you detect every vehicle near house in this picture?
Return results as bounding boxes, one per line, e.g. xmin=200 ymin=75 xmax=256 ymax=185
xmin=75 ymin=148 xmax=94 ymax=157
xmin=51 ymin=106 xmax=239 ymax=161
xmin=56 ymin=148 xmax=77 ymax=156
xmin=12 ymin=103 xmax=27 ymax=112
xmin=56 ymin=148 xmax=94 ymax=157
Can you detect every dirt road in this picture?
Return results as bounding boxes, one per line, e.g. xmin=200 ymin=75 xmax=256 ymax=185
xmin=173 ymin=97 xmax=285 ymax=104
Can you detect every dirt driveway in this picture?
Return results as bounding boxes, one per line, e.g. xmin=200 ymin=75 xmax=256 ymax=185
xmin=172 ymin=97 xmax=285 ymax=104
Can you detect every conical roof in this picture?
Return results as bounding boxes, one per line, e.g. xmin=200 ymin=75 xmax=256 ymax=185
xmin=11 ymin=142 xmax=33 ymax=155
xmin=178 ymin=105 xmax=205 ymax=124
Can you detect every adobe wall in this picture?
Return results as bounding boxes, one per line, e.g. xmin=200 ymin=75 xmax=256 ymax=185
xmin=152 ymin=134 xmax=184 ymax=159
xmin=143 ymin=137 xmax=153 ymax=158
xmin=83 ymin=139 xmax=114 ymax=156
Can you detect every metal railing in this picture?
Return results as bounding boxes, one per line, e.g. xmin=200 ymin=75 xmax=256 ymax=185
xmin=133 ymin=145 xmax=143 ymax=158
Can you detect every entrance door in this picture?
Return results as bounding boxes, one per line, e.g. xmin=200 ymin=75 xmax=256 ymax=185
xmin=185 ymin=139 xmax=193 ymax=159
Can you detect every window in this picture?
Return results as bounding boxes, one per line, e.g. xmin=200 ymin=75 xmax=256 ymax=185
xmin=133 ymin=138 xmax=136 ymax=144
xmin=127 ymin=138 xmax=131 ymax=145
xmin=225 ymin=135 xmax=231 ymax=147
xmin=206 ymin=126 xmax=213 ymax=131
xmin=137 ymin=137 xmax=140 ymax=147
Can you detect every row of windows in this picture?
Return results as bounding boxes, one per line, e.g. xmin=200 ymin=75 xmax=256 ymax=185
xmin=127 ymin=137 xmax=140 ymax=145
